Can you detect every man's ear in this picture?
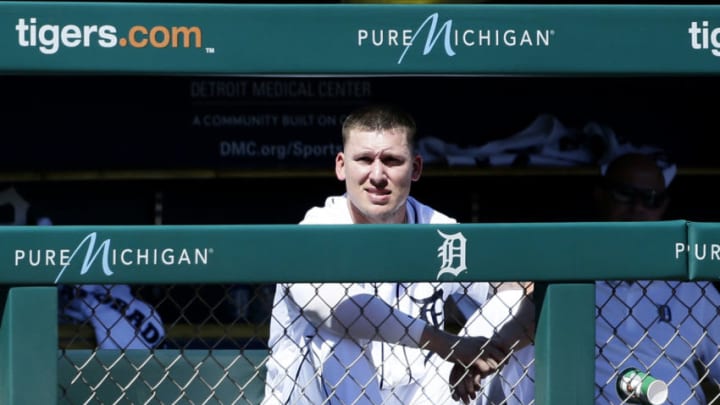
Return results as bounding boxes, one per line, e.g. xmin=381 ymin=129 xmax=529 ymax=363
xmin=411 ymin=155 xmax=423 ymax=181
xmin=335 ymin=152 xmax=346 ymax=181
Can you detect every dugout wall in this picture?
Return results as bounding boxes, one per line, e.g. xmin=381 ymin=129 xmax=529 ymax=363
xmin=1 ymin=3 xmax=720 ymax=405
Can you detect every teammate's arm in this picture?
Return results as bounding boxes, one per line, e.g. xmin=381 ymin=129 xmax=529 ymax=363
xmin=451 ymin=282 xmax=535 ymax=404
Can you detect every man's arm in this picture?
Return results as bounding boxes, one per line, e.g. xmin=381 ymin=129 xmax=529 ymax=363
xmin=463 ymin=282 xmax=535 ymax=352
xmin=289 ymin=283 xmax=425 ymax=345
xmin=288 ymin=282 xmax=506 ymax=376
xmin=420 ymin=324 xmax=506 ymax=374
xmin=451 ymin=282 xmax=535 ymax=404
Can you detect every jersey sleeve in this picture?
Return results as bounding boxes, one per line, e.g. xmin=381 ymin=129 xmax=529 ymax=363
xmin=287 ymin=282 xmax=427 ymax=347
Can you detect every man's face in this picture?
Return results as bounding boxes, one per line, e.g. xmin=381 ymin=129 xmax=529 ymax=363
xmin=598 ymin=160 xmax=669 ymax=222
xmin=335 ymin=127 xmax=421 ymax=224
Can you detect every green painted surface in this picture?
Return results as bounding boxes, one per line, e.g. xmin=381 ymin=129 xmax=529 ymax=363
xmin=686 ymin=222 xmax=720 ymax=281
xmin=535 ymin=283 xmax=595 ymax=405
xmin=1 ymin=3 xmax=720 ymax=75
xmin=58 ymin=349 xmax=267 ymax=404
xmin=0 ymin=221 xmax=687 ymax=284
xmin=0 ymin=287 xmax=57 ymax=405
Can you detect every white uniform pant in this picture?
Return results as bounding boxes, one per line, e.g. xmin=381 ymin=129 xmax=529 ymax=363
xmin=264 ymin=334 xmax=462 ymax=405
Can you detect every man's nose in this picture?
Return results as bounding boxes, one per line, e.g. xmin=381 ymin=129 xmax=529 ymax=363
xmin=369 ymin=160 xmax=386 ymax=182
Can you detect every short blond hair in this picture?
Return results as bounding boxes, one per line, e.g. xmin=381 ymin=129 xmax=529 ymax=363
xmin=341 ymin=104 xmax=417 ymax=151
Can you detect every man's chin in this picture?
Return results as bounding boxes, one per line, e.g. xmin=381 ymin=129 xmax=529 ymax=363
xmin=361 ymin=205 xmax=402 ymax=223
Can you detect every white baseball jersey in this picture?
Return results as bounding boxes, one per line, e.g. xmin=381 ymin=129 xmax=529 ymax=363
xmin=60 ymin=284 xmax=165 ymax=349
xmin=263 ymin=195 xmax=489 ymax=405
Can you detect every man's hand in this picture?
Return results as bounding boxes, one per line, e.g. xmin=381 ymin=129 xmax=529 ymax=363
xmin=447 ymin=337 xmax=506 ymax=404
xmin=420 ymin=326 xmax=508 ymax=403
xmin=422 ymin=326 xmax=506 ymax=367
xmin=447 ymin=335 xmax=505 ymax=373
xmin=450 ymin=362 xmax=482 ymax=404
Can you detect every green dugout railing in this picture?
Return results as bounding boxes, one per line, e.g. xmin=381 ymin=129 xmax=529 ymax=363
xmin=1 ymin=220 xmax=718 ymax=404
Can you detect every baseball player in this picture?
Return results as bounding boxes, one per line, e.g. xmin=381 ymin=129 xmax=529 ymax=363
xmin=263 ymin=104 xmax=509 ymax=405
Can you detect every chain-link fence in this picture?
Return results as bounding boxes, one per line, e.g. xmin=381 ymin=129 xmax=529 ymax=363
xmin=58 ymin=283 xmax=273 ymax=404
xmin=488 ymin=281 xmax=720 ymax=405
xmin=56 ymin=281 xmax=720 ymax=404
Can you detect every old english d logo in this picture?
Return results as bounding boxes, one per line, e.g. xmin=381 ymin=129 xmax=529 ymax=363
xmin=436 ymin=230 xmax=467 ymax=279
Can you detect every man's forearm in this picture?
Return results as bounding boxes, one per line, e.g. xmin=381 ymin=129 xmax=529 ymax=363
xmin=462 ymin=282 xmax=535 ymax=354
xmin=489 ymin=293 xmax=535 ymax=353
